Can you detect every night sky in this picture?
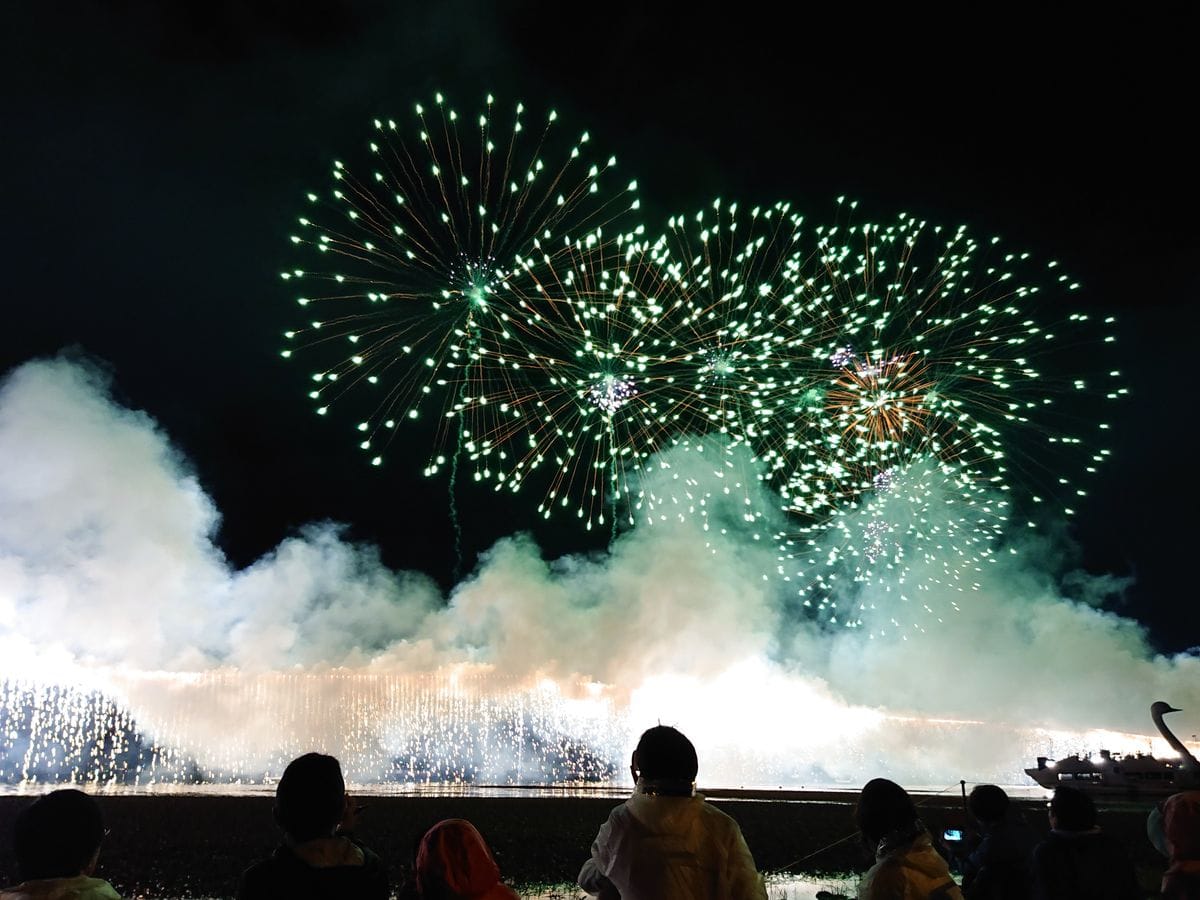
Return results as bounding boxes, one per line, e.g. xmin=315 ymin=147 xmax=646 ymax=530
xmin=3 ymin=4 xmax=1197 ymax=649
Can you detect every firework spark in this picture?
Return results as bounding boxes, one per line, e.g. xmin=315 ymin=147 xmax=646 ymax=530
xmin=588 ymin=373 xmax=639 ymax=414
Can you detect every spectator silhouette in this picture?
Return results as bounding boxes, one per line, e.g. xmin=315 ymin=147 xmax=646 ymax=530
xmin=1148 ymin=790 xmax=1200 ymax=899
xmin=236 ymin=752 xmax=388 ymax=900
xmin=1030 ymin=784 xmax=1138 ymax=900
xmin=958 ymin=784 xmax=1034 ymax=900
xmin=414 ymin=819 xmax=518 ymax=900
xmin=577 ymin=724 xmax=766 ymax=900
xmin=0 ymin=788 xmax=119 ymax=900
xmin=855 ymin=778 xmax=963 ymax=900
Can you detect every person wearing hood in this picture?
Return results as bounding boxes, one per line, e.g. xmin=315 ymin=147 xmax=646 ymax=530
xmin=577 ymin=725 xmax=767 ymax=900
xmin=855 ymin=778 xmax=964 ymax=900
xmin=1148 ymin=790 xmax=1200 ymax=899
xmin=236 ymin=753 xmax=388 ymax=900
xmin=0 ymin=789 xmax=120 ymax=900
xmin=414 ymin=819 xmax=518 ymax=900
xmin=1030 ymin=784 xmax=1138 ymax=900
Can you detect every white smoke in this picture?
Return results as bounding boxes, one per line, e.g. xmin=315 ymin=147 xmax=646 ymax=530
xmin=0 ymin=356 xmax=1196 ymax=786
xmin=0 ymin=358 xmax=443 ymax=672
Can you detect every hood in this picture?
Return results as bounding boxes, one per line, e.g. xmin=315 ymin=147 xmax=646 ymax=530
xmin=1165 ymin=791 xmax=1200 ymax=861
xmin=625 ymin=791 xmax=705 ymax=834
xmin=416 ymin=818 xmax=503 ymax=898
xmin=0 ymin=876 xmax=121 ymax=900
xmin=882 ymin=831 xmax=947 ymax=877
xmin=874 ymin=819 xmax=927 ymax=860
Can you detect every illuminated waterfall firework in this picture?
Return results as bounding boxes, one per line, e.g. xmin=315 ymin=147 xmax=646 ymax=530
xmin=2 ymin=670 xmax=1181 ymax=789
xmin=0 ymin=672 xmax=622 ymax=786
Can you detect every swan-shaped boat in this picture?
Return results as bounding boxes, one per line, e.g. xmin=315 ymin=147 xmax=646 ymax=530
xmin=1025 ymin=702 xmax=1199 ymax=794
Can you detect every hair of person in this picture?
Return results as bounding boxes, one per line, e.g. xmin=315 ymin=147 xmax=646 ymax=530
xmin=1050 ymin=784 xmax=1096 ymax=831
xmin=13 ymin=789 xmax=106 ymax=880
xmin=968 ymin=784 xmax=1010 ymax=823
xmin=634 ymin=725 xmax=698 ymax=782
xmin=856 ymin=778 xmax=919 ymax=847
xmin=274 ymin=752 xmax=345 ymax=842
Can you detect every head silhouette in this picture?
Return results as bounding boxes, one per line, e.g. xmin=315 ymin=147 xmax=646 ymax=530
xmin=1049 ymin=785 xmax=1096 ymax=832
xmin=968 ymin=784 xmax=1010 ymax=824
xmin=633 ymin=725 xmax=698 ymax=783
xmin=274 ymin=753 xmax=346 ymax=842
xmin=13 ymin=789 xmax=106 ymax=880
xmin=856 ymin=778 xmax=919 ymax=848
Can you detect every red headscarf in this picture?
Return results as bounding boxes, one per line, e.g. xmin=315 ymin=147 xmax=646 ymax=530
xmin=1165 ymin=791 xmax=1200 ymax=861
xmin=415 ymin=819 xmax=519 ymax=900
xmin=1161 ymin=791 xmax=1200 ymax=899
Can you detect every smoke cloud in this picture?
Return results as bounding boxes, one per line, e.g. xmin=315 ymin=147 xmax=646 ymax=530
xmin=1 ymin=356 xmax=1196 ymax=785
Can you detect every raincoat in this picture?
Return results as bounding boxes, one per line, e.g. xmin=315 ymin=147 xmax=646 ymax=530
xmin=236 ymin=834 xmax=388 ymax=900
xmin=415 ymin=819 xmax=519 ymax=900
xmin=858 ymin=828 xmax=964 ymax=900
xmin=0 ymin=875 xmax=121 ymax=900
xmin=577 ymin=786 xmax=767 ymax=900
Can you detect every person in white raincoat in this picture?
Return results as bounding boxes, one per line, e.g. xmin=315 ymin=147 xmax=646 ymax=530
xmin=577 ymin=725 xmax=767 ymax=900
xmin=855 ymin=778 xmax=963 ymax=900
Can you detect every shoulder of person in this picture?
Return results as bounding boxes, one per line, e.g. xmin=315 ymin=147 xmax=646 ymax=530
xmin=697 ymin=796 xmax=738 ymax=818
xmin=609 ymin=798 xmax=637 ymax=821
xmin=238 ymin=850 xmax=300 ymax=895
xmin=860 ymin=858 xmax=909 ymax=900
xmin=84 ymin=878 xmax=123 ymax=900
xmin=0 ymin=877 xmax=122 ymax=900
xmin=358 ymin=843 xmax=390 ymax=889
xmin=1032 ymin=833 xmax=1066 ymax=856
xmin=351 ymin=838 xmax=385 ymax=864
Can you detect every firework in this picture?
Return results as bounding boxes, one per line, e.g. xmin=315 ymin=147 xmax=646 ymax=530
xmin=432 ymin=225 xmax=673 ymax=529
xmin=635 ymin=199 xmax=816 ymax=445
xmin=279 ymin=102 xmax=1123 ymax=612
xmin=487 ymin=199 xmax=827 ymax=529
xmin=279 ymin=94 xmax=640 ymax=471
xmin=762 ymin=206 xmax=1123 ymax=628
xmin=769 ymin=210 xmax=1122 ymax=521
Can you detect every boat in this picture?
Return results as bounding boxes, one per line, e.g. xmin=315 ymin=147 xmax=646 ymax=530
xmin=1025 ymin=701 xmax=1200 ymax=795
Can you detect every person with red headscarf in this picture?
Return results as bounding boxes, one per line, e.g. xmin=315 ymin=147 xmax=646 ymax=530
xmin=1149 ymin=791 xmax=1200 ymax=899
xmin=415 ymin=819 xmax=519 ymax=900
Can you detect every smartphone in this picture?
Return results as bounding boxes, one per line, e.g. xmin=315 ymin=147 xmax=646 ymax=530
xmin=943 ymin=828 xmax=964 ymax=842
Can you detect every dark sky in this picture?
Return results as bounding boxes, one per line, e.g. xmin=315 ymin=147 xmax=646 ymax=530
xmin=3 ymin=4 xmax=1197 ymax=648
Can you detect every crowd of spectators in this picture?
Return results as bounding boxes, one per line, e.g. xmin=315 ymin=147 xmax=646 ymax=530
xmin=0 ymin=726 xmax=1195 ymax=899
